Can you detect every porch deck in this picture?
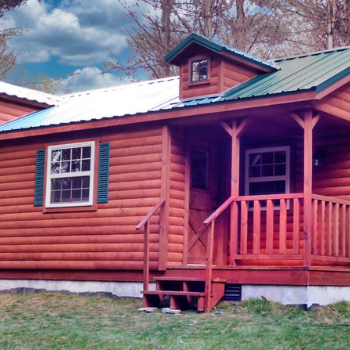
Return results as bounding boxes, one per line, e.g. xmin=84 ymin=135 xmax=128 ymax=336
xmin=138 ymin=192 xmax=350 ymax=312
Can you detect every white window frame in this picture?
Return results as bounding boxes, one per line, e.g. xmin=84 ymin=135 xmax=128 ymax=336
xmin=245 ymin=146 xmax=290 ymax=197
xmin=45 ymin=141 xmax=95 ymax=208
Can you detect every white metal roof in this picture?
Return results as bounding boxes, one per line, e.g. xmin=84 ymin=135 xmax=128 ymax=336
xmin=0 ymin=81 xmax=59 ymax=106
xmin=0 ymin=77 xmax=180 ymax=132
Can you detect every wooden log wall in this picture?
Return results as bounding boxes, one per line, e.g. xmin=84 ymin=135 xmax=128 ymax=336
xmin=0 ymin=98 xmax=39 ymax=124
xmin=0 ymin=126 xmax=169 ymax=274
xmin=168 ymin=127 xmax=186 ymax=265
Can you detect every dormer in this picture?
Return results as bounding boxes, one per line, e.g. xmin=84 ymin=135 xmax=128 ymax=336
xmin=165 ymin=33 xmax=278 ymax=101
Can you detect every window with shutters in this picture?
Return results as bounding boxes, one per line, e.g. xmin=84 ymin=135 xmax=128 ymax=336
xmin=45 ymin=141 xmax=95 ymax=208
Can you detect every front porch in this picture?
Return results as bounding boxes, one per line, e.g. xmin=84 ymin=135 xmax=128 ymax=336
xmin=139 ymin=109 xmax=350 ymax=312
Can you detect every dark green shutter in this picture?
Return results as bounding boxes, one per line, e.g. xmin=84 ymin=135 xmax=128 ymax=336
xmin=97 ymin=142 xmax=110 ymax=203
xmin=34 ymin=149 xmax=45 ymax=206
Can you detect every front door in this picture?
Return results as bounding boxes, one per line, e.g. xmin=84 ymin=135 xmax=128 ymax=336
xmin=187 ymin=136 xmax=218 ymax=264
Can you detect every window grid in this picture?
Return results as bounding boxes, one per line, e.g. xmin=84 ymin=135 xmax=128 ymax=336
xmin=245 ymin=146 xmax=290 ymax=206
xmin=45 ymin=141 xmax=95 ymax=208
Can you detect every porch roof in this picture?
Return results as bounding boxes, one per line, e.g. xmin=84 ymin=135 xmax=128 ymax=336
xmin=1 ymin=46 xmax=350 ymax=135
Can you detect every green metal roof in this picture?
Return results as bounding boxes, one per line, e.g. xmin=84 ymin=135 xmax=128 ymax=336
xmin=176 ymin=46 xmax=350 ymax=108
xmin=164 ymin=33 xmax=278 ymax=71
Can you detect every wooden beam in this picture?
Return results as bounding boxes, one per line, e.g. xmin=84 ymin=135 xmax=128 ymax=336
xmin=291 ymin=112 xmax=305 ymax=129
xmin=220 ymin=121 xmax=232 ymax=136
xmin=236 ymin=118 xmax=252 ymax=137
xmin=312 ymin=113 xmax=320 ymax=129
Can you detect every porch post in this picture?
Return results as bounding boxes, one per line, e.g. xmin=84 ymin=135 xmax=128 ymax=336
xmin=159 ymin=126 xmax=171 ymax=270
xmin=303 ymin=111 xmax=313 ymax=267
xmin=230 ymin=120 xmax=240 ymax=265
xmin=221 ymin=118 xmax=251 ymax=265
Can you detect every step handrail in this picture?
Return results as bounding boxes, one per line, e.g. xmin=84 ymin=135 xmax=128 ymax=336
xmin=136 ymin=198 xmax=166 ymax=292
xmin=202 ymin=195 xmax=235 ymax=312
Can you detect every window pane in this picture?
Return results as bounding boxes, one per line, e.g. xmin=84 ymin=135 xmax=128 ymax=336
xmin=275 ymin=164 xmax=286 ymax=176
xmin=72 ymin=147 xmax=81 ymax=160
xmin=72 ymin=160 xmax=81 ymax=172
xmin=275 ymin=180 xmax=286 ymax=193
xmin=82 ymin=147 xmax=91 ymax=159
xmin=82 ymin=189 xmax=89 ymax=200
xmin=52 ymin=179 xmax=61 ymax=190
xmin=61 ymin=161 xmax=70 ymax=173
xmin=72 ymin=178 xmax=81 ymax=189
xmin=51 ymin=150 xmax=61 ymax=162
xmin=51 ymin=162 xmax=60 ymax=174
xmin=275 ymin=151 xmax=286 ymax=164
xmin=82 ymin=177 xmax=89 ymax=188
xmin=82 ymin=159 xmax=90 ymax=171
xmin=62 ymin=149 xmax=71 ymax=161
xmin=249 ymin=166 xmax=261 ymax=178
xmin=250 ymin=182 xmax=262 ymax=195
xmin=262 ymin=181 xmax=275 ymax=194
xmin=191 ymin=150 xmax=208 ymax=190
xmin=262 ymin=165 xmax=273 ymax=177
xmin=262 ymin=152 xmax=273 ymax=164
xmin=62 ymin=178 xmax=71 ymax=190
xmin=249 ymin=153 xmax=261 ymax=166
xmin=62 ymin=190 xmax=71 ymax=201
xmin=72 ymin=190 xmax=81 ymax=201
xmin=52 ymin=190 xmax=61 ymax=203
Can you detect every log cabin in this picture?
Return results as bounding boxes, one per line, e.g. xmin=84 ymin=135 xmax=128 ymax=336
xmin=2 ymin=33 xmax=350 ymax=311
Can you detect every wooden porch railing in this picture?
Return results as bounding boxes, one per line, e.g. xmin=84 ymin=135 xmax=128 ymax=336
xmin=136 ymin=198 xmax=166 ymax=292
xmin=231 ymin=193 xmax=304 ymax=260
xmin=202 ymin=196 xmax=235 ymax=313
xmin=311 ymin=194 xmax=350 ymax=263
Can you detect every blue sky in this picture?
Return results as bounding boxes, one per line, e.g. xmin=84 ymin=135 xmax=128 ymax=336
xmin=1 ymin=0 xmax=145 ymax=94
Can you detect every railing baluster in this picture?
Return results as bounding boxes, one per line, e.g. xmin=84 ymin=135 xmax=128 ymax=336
xmin=293 ymin=198 xmax=300 ymax=255
xmin=333 ymin=203 xmax=340 ymax=257
xmin=340 ymin=204 xmax=346 ymax=258
xmin=279 ymin=199 xmax=287 ymax=254
xmin=230 ymin=201 xmax=238 ymax=265
xmin=204 ymin=220 xmax=215 ymax=313
xmin=253 ymin=200 xmax=261 ymax=254
xmin=240 ymin=201 xmax=248 ymax=254
xmin=266 ymin=199 xmax=274 ymax=255
xmin=319 ymin=201 xmax=326 ymax=256
xmin=347 ymin=206 xmax=350 ymax=258
xmin=325 ymin=202 xmax=333 ymax=256
xmin=312 ymin=199 xmax=318 ymax=255
xmin=143 ymin=222 xmax=150 ymax=291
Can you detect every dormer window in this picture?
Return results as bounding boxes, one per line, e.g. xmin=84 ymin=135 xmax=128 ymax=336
xmin=191 ymin=58 xmax=208 ymax=82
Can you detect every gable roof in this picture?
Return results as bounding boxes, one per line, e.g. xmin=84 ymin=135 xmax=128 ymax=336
xmin=1 ymin=45 xmax=350 ymax=135
xmin=164 ymin=33 xmax=278 ymax=72
xmin=0 ymin=81 xmax=59 ymax=106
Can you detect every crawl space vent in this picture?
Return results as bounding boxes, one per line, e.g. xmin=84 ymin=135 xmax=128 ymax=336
xmin=222 ymin=284 xmax=242 ymax=301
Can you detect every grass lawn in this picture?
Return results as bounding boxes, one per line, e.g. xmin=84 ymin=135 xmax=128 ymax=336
xmin=0 ymin=292 xmax=350 ymax=349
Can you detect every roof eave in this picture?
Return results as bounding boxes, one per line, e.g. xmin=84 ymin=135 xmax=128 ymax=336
xmin=0 ymin=89 xmax=317 ymax=141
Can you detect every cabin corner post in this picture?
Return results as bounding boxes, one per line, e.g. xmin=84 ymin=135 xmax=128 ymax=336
xmin=303 ymin=111 xmax=314 ymax=268
xmin=230 ymin=120 xmax=240 ymax=264
xmin=159 ymin=126 xmax=171 ymax=271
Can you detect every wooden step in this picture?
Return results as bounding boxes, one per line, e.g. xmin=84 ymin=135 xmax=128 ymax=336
xmin=141 ymin=277 xmax=226 ymax=312
xmin=142 ymin=290 xmax=205 ymax=297
xmin=154 ymin=277 xmax=203 ymax=282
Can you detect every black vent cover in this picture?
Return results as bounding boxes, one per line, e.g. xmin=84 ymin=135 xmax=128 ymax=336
xmin=222 ymin=284 xmax=242 ymax=301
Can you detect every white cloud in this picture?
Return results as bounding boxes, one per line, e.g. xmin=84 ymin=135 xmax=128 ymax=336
xmin=56 ymin=66 xmax=129 ymax=94
xmin=1 ymin=0 xmax=137 ymax=66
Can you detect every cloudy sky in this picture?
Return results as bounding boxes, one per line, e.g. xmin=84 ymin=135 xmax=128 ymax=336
xmin=1 ymin=0 xmax=146 ymax=94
